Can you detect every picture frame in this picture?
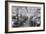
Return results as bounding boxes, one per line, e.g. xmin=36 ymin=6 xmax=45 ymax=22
xmin=5 ymin=1 xmax=45 ymax=33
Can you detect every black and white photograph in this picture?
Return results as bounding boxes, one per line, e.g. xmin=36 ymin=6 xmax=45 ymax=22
xmin=5 ymin=1 xmax=45 ymax=33
xmin=12 ymin=6 xmax=41 ymax=27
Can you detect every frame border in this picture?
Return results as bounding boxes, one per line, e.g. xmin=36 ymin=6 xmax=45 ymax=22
xmin=5 ymin=1 xmax=45 ymax=33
